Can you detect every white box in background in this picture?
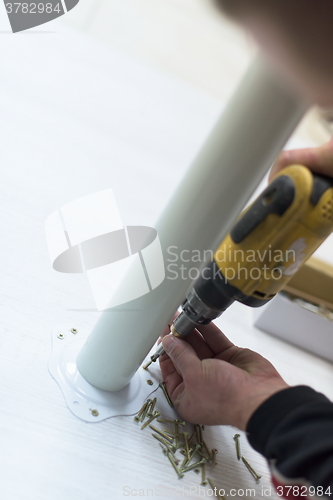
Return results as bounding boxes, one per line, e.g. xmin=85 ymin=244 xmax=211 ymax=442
xmin=253 ymin=292 xmax=333 ymax=363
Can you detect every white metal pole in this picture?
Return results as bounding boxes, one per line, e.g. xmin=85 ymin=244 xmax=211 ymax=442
xmin=76 ymin=58 xmax=308 ymax=391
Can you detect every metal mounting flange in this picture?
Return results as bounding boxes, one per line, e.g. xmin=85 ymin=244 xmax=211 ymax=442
xmin=48 ymin=325 xmax=159 ymax=422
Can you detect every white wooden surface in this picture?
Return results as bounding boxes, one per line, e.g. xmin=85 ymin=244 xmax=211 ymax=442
xmin=60 ymin=0 xmax=255 ymax=101
xmin=1 ymin=23 xmax=333 ymax=500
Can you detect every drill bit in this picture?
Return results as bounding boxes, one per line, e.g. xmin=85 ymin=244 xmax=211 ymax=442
xmin=142 ymin=344 xmax=166 ymax=370
xmin=143 ymin=324 xmax=186 ymax=369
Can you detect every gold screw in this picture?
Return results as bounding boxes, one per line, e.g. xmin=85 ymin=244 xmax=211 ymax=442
xmin=157 ymin=418 xmax=185 ymax=426
xmin=195 ymin=424 xmax=203 ymax=445
xmin=157 ymin=441 xmax=179 ymax=463
xmin=181 ymin=457 xmax=206 ymax=474
xmin=134 ymin=401 xmax=148 ymax=422
xmin=183 ymin=432 xmax=190 ymax=461
xmin=180 ymin=454 xmax=189 ymax=471
xmin=140 ymin=399 xmax=151 ymax=422
xmin=91 ymin=409 xmax=99 ymax=417
xmin=241 ymin=456 xmax=262 ymax=481
xmin=198 ymin=425 xmax=203 ymax=444
xmin=142 ymin=356 xmax=155 ymax=371
xmin=174 ymin=422 xmax=180 ymax=448
xmin=146 ymin=379 xmax=154 ymax=386
xmin=207 ymin=478 xmax=221 ymax=499
xmin=154 ymin=436 xmax=178 ymax=459
xmin=161 ymin=428 xmax=182 ymax=437
xmin=233 ymin=433 xmax=241 ymax=460
xmin=141 ymin=411 xmax=160 ymax=430
xmin=207 ymin=477 xmax=215 ymax=491
xmin=188 ymin=444 xmax=201 ymax=462
xmin=211 ymin=448 xmax=218 ymax=467
xmin=197 ymin=448 xmax=210 ymax=460
xmin=188 ymin=431 xmax=196 ymax=445
xmin=201 ymin=463 xmax=207 ymax=486
xmin=150 ymin=397 xmax=157 ymax=412
xmin=203 ymin=440 xmax=212 ymax=461
xmin=146 ymin=398 xmax=156 ymax=417
xmin=166 ymin=450 xmax=184 ymax=479
xmin=159 ymin=382 xmax=173 ymax=407
xmin=71 ymin=328 xmax=78 ymax=334
xmin=152 ymin=434 xmax=169 ymax=446
xmin=149 ymin=425 xmax=174 ymax=443
xmin=57 ymin=333 xmax=65 ymax=339
xmin=180 ymin=444 xmax=197 ymax=468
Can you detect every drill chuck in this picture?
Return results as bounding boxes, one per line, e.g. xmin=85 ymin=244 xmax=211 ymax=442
xmin=172 ymin=287 xmax=222 ymax=337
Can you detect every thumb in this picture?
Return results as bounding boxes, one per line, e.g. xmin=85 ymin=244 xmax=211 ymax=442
xmin=162 ymin=335 xmax=201 ymax=378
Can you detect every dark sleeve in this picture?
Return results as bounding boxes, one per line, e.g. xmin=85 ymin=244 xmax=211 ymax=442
xmin=246 ymin=386 xmax=333 ymax=496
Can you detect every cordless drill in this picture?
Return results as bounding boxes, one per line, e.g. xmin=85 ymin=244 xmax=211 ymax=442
xmin=144 ymin=164 xmax=333 ymax=368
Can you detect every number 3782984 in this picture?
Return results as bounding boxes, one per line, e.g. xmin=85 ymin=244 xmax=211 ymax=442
xmin=5 ymin=3 xmax=62 ymax=14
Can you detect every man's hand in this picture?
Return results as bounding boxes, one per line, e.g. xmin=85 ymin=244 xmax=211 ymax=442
xmin=159 ymin=322 xmax=288 ymax=431
xmin=270 ymin=137 xmax=333 ymax=180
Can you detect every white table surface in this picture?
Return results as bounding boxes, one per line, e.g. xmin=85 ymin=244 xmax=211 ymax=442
xmin=1 ymin=26 xmax=333 ymax=500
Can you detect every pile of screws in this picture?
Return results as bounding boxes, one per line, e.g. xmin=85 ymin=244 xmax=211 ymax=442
xmin=134 ymin=381 xmax=262 ymax=498
xmin=134 ymin=394 xmax=218 ymax=488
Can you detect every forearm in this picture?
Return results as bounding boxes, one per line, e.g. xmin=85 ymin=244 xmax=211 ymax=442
xmin=246 ymin=386 xmax=333 ymax=496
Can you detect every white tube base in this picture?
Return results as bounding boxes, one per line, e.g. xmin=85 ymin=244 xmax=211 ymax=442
xmin=48 ymin=326 xmax=159 ymax=422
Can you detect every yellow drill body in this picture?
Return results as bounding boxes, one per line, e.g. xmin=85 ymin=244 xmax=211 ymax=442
xmin=214 ymin=165 xmax=333 ymax=303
